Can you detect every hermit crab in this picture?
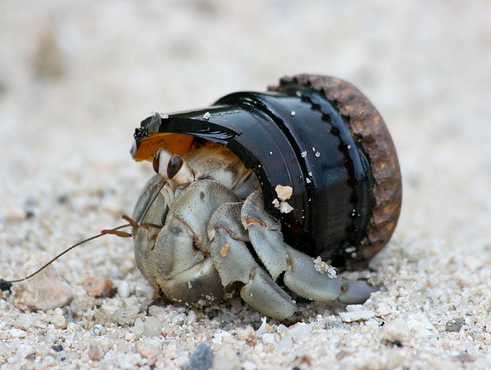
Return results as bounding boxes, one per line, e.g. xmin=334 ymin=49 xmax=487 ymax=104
xmin=130 ymin=74 xmax=402 ymax=320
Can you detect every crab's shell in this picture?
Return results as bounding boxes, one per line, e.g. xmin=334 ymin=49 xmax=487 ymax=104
xmin=131 ymin=74 xmax=402 ymax=269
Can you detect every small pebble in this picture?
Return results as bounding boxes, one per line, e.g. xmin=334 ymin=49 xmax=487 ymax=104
xmin=406 ymin=313 xmax=436 ymax=338
xmin=87 ymin=345 xmax=101 ymax=361
xmin=90 ymin=324 xmax=105 ymax=336
xmin=131 ymin=318 xmax=145 ymax=335
xmin=148 ymin=305 xmax=166 ymax=317
xmin=113 ymin=306 xmax=140 ymax=326
xmin=49 ymin=309 xmax=67 ymax=329
xmin=9 ymin=328 xmax=27 ymax=338
xmin=275 ymin=185 xmax=293 ymax=201
xmin=143 ymin=317 xmax=161 ymax=337
xmin=139 ymin=348 xmax=157 ymax=366
xmin=51 ymin=344 xmax=63 ymax=352
xmin=187 ymin=310 xmax=197 ymax=325
xmin=237 ymin=326 xmax=257 ymax=345
xmin=445 ymin=317 xmax=464 ymax=332
xmin=288 ymin=322 xmax=313 ymax=339
xmin=118 ymin=280 xmax=130 ymax=298
xmin=242 ymin=361 xmax=257 ymax=370
xmin=12 ymin=256 xmax=73 ymax=311
xmin=125 ymin=332 xmax=137 ymax=341
xmin=339 ymin=308 xmax=375 ymax=323
xmin=118 ymin=352 xmax=141 ymax=369
xmin=3 ymin=207 xmax=27 ymax=222
xmin=15 ymin=313 xmax=34 ymax=330
xmin=381 ymin=318 xmax=411 ymax=342
xmin=83 ymin=276 xmax=114 ymax=298
xmin=183 ymin=342 xmax=214 ymax=370
xmin=212 ymin=344 xmax=241 ymax=370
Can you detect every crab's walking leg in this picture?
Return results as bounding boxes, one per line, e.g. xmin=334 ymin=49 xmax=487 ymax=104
xmin=283 ymin=246 xmax=377 ymax=304
xmin=132 ymin=175 xmax=171 ymax=288
xmin=241 ymin=191 xmax=378 ymax=305
xmin=208 ymin=203 xmax=297 ymax=320
xmin=240 ymin=191 xmax=288 ymax=281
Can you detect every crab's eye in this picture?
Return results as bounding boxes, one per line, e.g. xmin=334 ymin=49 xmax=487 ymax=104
xmin=168 ymin=156 xmax=195 ymax=185
xmin=153 ymin=148 xmax=173 ymax=179
xmin=167 ymin=155 xmax=183 ymax=179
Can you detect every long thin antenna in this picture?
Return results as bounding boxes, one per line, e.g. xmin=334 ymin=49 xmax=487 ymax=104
xmin=1 ymin=223 xmax=131 ymax=284
xmin=1 ymin=178 xmax=168 ymax=287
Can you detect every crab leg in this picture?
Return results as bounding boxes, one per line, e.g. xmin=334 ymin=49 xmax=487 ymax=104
xmin=283 ymin=245 xmax=378 ymax=304
xmin=208 ymin=202 xmax=297 ymax=320
xmin=240 ymin=191 xmax=288 ymax=281
xmin=240 ymin=192 xmax=377 ymax=305
xmin=132 ymin=175 xmax=171 ymax=288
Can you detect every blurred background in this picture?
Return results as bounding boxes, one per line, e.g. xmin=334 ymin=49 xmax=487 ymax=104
xmin=1 ymin=0 xmax=490 ymax=251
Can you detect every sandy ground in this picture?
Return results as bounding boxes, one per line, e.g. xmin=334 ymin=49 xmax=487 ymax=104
xmin=1 ymin=1 xmax=491 ymax=369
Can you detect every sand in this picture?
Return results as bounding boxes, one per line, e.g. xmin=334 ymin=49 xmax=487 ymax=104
xmin=1 ymin=1 xmax=491 ymax=369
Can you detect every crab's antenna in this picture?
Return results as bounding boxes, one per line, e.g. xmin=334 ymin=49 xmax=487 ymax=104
xmin=1 ymin=176 xmax=167 ymax=287
xmin=136 ymin=177 xmax=167 ymax=225
xmin=1 ymin=223 xmax=131 ymax=285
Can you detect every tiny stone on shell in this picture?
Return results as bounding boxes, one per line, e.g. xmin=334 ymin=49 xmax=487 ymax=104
xmin=275 ymin=184 xmax=293 ymax=201
xmin=155 ymin=111 xmax=169 ymax=119
xmin=279 ymin=201 xmax=293 ymax=214
xmin=202 ymin=111 xmax=211 ymax=120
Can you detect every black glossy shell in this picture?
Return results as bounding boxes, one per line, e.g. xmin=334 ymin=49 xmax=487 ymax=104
xmin=131 ymin=74 xmax=402 ymax=269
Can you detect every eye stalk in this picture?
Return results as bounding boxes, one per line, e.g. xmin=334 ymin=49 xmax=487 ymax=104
xmin=153 ymin=148 xmax=195 ymax=185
